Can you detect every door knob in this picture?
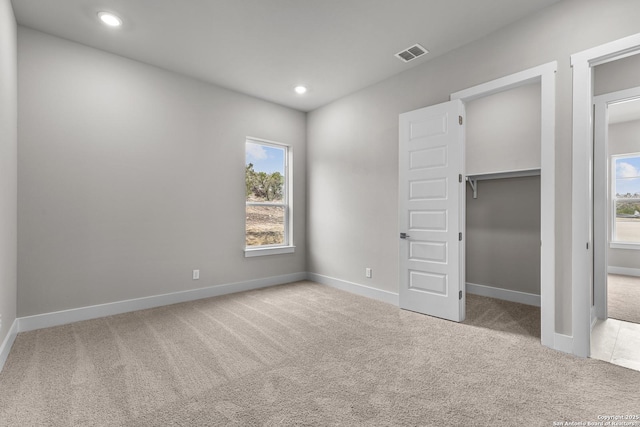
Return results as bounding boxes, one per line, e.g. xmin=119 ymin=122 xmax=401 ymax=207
xmin=400 ymin=233 xmax=410 ymax=239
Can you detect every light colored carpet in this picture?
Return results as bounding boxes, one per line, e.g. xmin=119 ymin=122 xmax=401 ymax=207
xmin=608 ymin=274 xmax=640 ymax=324
xmin=1 ymin=281 xmax=638 ymax=426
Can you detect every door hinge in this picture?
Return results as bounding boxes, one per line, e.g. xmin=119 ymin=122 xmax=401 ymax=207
xmin=459 ymin=174 xmax=462 ymax=183
xmin=459 ymin=116 xmax=463 ymax=125
xmin=459 ymin=232 xmax=462 ymax=241
xmin=459 ymin=290 xmax=463 ymax=300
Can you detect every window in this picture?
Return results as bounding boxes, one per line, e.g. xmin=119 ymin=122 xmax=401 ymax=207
xmin=611 ymin=153 xmax=640 ymax=247
xmin=245 ymin=138 xmax=293 ymax=256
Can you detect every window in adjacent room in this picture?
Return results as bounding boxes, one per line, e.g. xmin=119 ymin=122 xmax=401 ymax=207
xmin=611 ymin=153 xmax=640 ymax=246
xmin=245 ymin=138 xmax=294 ymax=256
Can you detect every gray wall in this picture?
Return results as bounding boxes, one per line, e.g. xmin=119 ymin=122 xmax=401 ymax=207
xmin=609 ymin=119 xmax=640 ymax=156
xmin=0 ymin=0 xmax=17 ymax=345
xmin=594 ymin=52 xmax=640 ymax=97
xmin=466 ymin=82 xmax=541 ymax=175
xmin=18 ymin=27 xmax=307 ymax=317
xmin=608 ymin=119 xmax=640 ymax=270
xmin=595 ymin=55 xmax=640 ymax=272
xmin=466 ymin=177 xmax=541 ymax=295
xmin=465 ymin=83 xmax=542 ymax=295
xmin=307 ymin=0 xmax=640 ymax=336
xmin=465 ymin=83 xmax=541 ymax=295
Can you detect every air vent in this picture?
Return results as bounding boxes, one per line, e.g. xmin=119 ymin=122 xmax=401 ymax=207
xmin=395 ymin=43 xmax=429 ymax=63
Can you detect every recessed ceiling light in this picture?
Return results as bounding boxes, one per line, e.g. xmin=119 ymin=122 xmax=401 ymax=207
xmin=294 ymin=86 xmax=307 ymax=95
xmin=98 ymin=12 xmax=122 ymax=27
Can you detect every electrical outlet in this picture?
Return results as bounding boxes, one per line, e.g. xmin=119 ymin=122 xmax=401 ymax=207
xmin=192 ymin=269 xmax=200 ymax=280
xmin=365 ymin=268 xmax=372 ymax=278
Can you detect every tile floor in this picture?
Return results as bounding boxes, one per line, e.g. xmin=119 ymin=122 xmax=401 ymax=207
xmin=591 ymin=318 xmax=640 ymax=371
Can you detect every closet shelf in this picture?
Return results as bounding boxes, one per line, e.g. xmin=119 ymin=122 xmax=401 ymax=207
xmin=466 ymin=168 xmax=540 ymax=199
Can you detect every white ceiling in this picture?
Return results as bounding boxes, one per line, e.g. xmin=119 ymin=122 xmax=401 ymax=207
xmin=12 ymin=0 xmax=562 ymax=112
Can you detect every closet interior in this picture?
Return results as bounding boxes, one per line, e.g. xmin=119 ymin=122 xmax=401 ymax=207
xmin=463 ymin=82 xmax=542 ymax=334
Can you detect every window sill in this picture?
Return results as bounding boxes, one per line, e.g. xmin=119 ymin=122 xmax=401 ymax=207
xmin=244 ymin=245 xmax=296 ymax=257
xmin=610 ymin=242 xmax=640 ymax=250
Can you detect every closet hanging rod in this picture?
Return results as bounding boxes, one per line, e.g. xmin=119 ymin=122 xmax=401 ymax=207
xmin=466 ymin=168 xmax=540 ymax=199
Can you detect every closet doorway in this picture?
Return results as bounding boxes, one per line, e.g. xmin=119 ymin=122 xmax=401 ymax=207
xmin=464 ymin=82 xmax=541 ymax=301
xmin=398 ymin=62 xmax=557 ymax=350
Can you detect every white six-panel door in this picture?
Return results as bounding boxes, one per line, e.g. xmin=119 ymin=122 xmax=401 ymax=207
xmin=399 ymin=99 xmax=465 ymax=322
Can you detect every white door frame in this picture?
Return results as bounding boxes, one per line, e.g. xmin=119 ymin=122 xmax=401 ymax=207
xmin=593 ymin=86 xmax=640 ymax=323
xmin=571 ymin=33 xmax=640 ymax=358
xmin=451 ymin=61 xmax=557 ymax=350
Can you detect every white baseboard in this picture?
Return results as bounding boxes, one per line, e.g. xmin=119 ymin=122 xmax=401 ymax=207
xmin=307 ymin=273 xmax=400 ymax=306
xmin=608 ymin=266 xmax=640 ymax=277
xmin=466 ymin=282 xmax=540 ymax=307
xmin=553 ymin=333 xmax=574 ymax=354
xmin=0 ymin=319 xmax=18 ymax=373
xmin=3 ymin=271 xmax=581 ymax=364
xmin=18 ymin=272 xmax=307 ymax=333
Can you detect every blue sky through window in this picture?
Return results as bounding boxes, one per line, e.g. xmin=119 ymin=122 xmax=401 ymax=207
xmin=615 ymin=155 xmax=640 ymax=195
xmin=246 ymin=142 xmax=285 ymax=174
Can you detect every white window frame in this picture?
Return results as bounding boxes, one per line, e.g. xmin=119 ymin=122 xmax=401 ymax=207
xmin=610 ymin=152 xmax=640 ymax=250
xmin=244 ymin=137 xmax=294 ymax=257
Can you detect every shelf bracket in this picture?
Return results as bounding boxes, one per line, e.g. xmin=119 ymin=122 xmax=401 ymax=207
xmin=466 ymin=177 xmax=478 ymax=199
xmin=464 ymin=168 xmax=540 ymax=200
